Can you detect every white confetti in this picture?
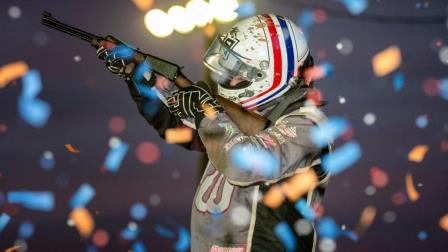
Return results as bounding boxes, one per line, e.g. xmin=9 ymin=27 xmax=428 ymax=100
xmin=363 ymin=113 xmax=376 ymax=126
xmin=8 ymin=6 xmax=21 ymax=19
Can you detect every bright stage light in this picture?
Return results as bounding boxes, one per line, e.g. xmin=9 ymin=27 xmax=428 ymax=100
xmin=168 ymin=5 xmax=195 ymax=34
xmin=186 ymin=0 xmax=213 ymax=27
xmin=209 ymin=0 xmax=239 ymax=23
xmin=144 ymin=9 xmax=174 ymax=38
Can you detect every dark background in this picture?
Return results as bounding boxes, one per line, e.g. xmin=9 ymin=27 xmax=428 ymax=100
xmin=1 ymin=0 xmax=447 ymax=251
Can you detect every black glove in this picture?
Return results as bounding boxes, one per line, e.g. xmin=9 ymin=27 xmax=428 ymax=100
xmin=167 ymin=82 xmax=224 ymax=128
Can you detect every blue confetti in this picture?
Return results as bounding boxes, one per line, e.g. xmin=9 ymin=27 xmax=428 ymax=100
xmin=130 ymin=203 xmax=148 ymax=221
xmin=121 ymin=225 xmax=139 ymax=240
xmin=321 ymin=62 xmax=334 ymax=77
xmin=418 ymin=230 xmax=428 ymax=241
xmin=237 ymin=1 xmax=256 ymax=17
xmin=18 ymin=221 xmax=34 ymax=239
xmin=393 ymin=73 xmax=405 ymax=91
xmin=415 ymin=115 xmax=428 ymax=129
xmin=7 ymin=191 xmax=54 ymax=211
xmin=298 ymin=9 xmax=315 ymax=29
xmin=39 ymin=151 xmax=55 ymax=170
xmin=155 ymin=225 xmax=176 ymax=238
xmin=108 ymin=44 xmax=135 ymax=61
xmin=104 ymin=140 xmax=129 ymax=172
xmin=70 ymin=183 xmax=96 ymax=209
xmin=310 ymin=117 xmax=349 ymax=147
xmin=86 ymin=244 xmax=98 ymax=252
xmin=0 ymin=213 xmax=11 ymax=233
xmin=132 ymin=241 xmax=147 ymax=252
xmin=134 ymin=60 xmax=152 ymax=84
xmin=230 ymin=144 xmax=279 ymax=178
xmin=295 ymin=199 xmax=315 ymax=220
xmin=322 ymin=140 xmax=362 ymax=175
xmin=18 ymin=70 xmax=51 ymax=128
xmin=317 ymin=217 xmax=340 ymax=239
xmin=274 ymin=222 xmax=297 ymax=252
xmin=340 ymin=0 xmax=368 ymax=15
xmin=440 ymin=78 xmax=448 ymax=101
xmin=21 ymin=70 xmax=42 ymax=99
xmin=175 ymin=227 xmax=190 ymax=252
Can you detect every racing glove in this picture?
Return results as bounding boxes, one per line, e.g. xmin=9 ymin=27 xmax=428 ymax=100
xmin=167 ymin=81 xmax=224 ymax=128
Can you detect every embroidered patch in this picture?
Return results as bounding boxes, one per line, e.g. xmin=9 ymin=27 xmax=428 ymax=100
xmin=210 ymin=245 xmax=245 ymax=252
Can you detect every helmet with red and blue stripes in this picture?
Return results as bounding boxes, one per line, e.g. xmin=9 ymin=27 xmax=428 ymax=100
xmin=203 ymin=14 xmax=309 ymax=109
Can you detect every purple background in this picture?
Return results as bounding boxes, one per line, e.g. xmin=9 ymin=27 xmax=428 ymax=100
xmin=0 ymin=0 xmax=447 ymax=251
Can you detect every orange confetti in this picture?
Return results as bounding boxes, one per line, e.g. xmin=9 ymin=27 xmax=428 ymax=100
xmin=5 ymin=245 xmax=23 ymax=252
xmin=204 ymin=24 xmax=217 ymax=38
xmin=0 ymin=61 xmax=29 ymax=88
xmin=65 ymin=144 xmax=81 ymax=154
xmin=439 ymin=214 xmax=448 ymax=232
xmin=69 ymin=208 xmax=95 ymax=238
xmin=405 ymin=173 xmax=420 ymax=202
xmin=263 ymin=185 xmax=285 ymax=208
xmin=408 ymin=145 xmax=429 ymax=163
xmin=372 ymin=46 xmax=401 ymax=77
xmin=165 ymin=127 xmax=193 ymax=144
xmin=131 ymin=0 xmax=154 ymax=11
xmin=202 ymin=103 xmax=218 ymax=121
xmin=355 ymin=206 xmax=376 ymax=235
xmin=263 ymin=169 xmax=317 ymax=208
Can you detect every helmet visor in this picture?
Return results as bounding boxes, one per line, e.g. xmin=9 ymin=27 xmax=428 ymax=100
xmin=203 ymin=36 xmax=266 ymax=89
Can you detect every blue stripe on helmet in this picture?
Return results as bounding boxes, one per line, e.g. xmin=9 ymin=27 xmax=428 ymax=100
xmin=277 ymin=15 xmax=295 ymax=82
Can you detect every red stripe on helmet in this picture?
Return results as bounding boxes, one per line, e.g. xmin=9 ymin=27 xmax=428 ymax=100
xmin=240 ymin=14 xmax=283 ymax=105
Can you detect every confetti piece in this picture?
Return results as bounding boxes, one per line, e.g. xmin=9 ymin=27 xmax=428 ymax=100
xmin=109 ymin=116 xmax=126 ymax=133
xmin=298 ymin=9 xmax=315 ymax=29
xmin=339 ymin=0 xmax=368 ymax=15
xmin=18 ymin=221 xmax=34 ymax=239
xmin=372 ymin=46 xmax=401 ymax=77
xmin=417 ymin=231 xmax=427 ymax=241
xmin=69 ymin=208 xmax=94 ymax=238
xmin=370 ymin=166 xmax=389 ymax=188
xmin=405 ymin=173 xmax=420 ymax=202
xmin=70 ymin=183 xmax=96 ymax=209
xmin=133 ymin=241 xmax=148 ymax=252
xmin=262 ymin=185 xmax=285 ymax=208
xmin=317 ymin=217 xmax=340 ymax=239
xmin=132 ymin=0 xmax=154 ymax=11
xmin=336 ymin=38 xmax=353 ymax=55
xmin=440 ymin=78 xmax=448 ymax=101
xmin=322 ymin=141 xmax=362 ymax=175
xmin=39 ymin=150 xmax=55 ymax=170
xmin=0 ymin=213 xmax=11 ymax=232
xmin=236 ymin=1 xmax=256 ymax=17
xmin=7 ymin=191 xmax=54 ymax=211
xmin=104 ymin=139 xmax=129 ymax=172
xmin=202 ymin=103 xmax=218 ymax=121
xmin=274 ymin=222 xmax=297 ymax=252
xmin=155 ymin=225 xmax=176 ymax=238
xmin=18 ymin=70 xmax=51 ymax=128
xmin=408 ymin=145 xmax=429 ymax=163
xmin=355 ymin=206 xmax=376 ymax=235
xmin=136 ymin=141 xmax=160 ymax=165
xmin=303 ymin=62 xmax=334 ymax=82
xmin=415 ymin=114 xmax=429 ymax=128
xmin=230 ymin=145 xmax=279 ymax=178
xmin=439 ymin=214 xmax=448 ymax=232
xmin=0 ymin=61 xmax=29 ymax=88
xmin=130 ymin=203 xmax=148 ymax=221
xmin=393 ymin=73 xmax=405 ymax=91
xmin=121 ymin=223 xmax=139 ymax=240
xmin=310 ymin=116 xmax=349 ymax=148
xmin=65 ymin=144 xmax=81 ymax=154
xmin=295 ymin=199 xmax=315 ymax=220
xmin=165 ymin=127 xmax=193 ymax=144
xmin=422 ymin=77 xmax=440 ymax=97
xmin=5 ymin=245 xmax=23 ymax=252
xmin=175 ymin=228 xmax=190 ymax=252
xmin=92 ymin=229 xmax=109 ymax=247
xmin=282 ymin=170 xmax=318 ymax=202
xmin=391 ymin=192 xmax=407 ymax=206
xmin=318 ymin=238 xmax=336 ymax=252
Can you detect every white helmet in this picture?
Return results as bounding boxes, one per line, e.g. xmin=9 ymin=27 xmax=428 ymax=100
xmin=203 ymin=14 xmax=309 ymax=110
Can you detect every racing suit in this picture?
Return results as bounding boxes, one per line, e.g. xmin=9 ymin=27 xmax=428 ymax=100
xmin=125 ymin=75 xmax=330 ymax=252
